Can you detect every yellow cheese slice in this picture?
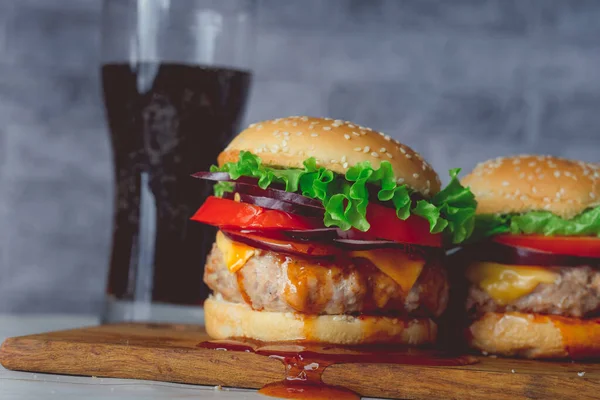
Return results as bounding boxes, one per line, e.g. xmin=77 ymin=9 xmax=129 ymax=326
xmin=466 ymin=262 xmax=559 ymax=305
xmin=215 ymin=231 xmax=256 ymax=273
xmin=351 ymin=249 xmax=425 ymax=295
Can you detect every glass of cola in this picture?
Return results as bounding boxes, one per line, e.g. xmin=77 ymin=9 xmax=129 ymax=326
xmin=100 ymin=0 xmax=255 ymax=323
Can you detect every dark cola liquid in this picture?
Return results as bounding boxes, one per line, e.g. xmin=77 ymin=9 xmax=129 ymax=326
xmin=102 ymin=63 xmax=251 ymax=306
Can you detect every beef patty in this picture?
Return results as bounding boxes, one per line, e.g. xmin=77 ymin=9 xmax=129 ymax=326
xmin=467 ymin=265 xmax=600 ymax=318
xmin=204 ymin=243 xmax=449 ymax=317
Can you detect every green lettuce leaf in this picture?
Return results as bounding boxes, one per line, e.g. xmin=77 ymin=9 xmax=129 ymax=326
xmin=213 ymin=181 xmax=234 ymax=197
xmin=473 ymin=207 xmax=600 ymax=238
xmin=211 ymin=151 xmax=477 ymax=243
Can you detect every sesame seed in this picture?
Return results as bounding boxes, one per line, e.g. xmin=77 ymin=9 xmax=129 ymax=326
xmin=363 ymin=146 xmax=371 ymax=153
xmin=352 ymin=131 xmax=360 ymax=137
xmin=344 ymin=134 xmax=351 ymax=140
xmin=564 ymin=171 xmax=572 ymax=177
xmin=311 ymin=133 xmax=319 ymax=137
xmin=282 ymin=140 xmax=288 ymax=147
xmin=380 ymin=147 xmax=387 ymax=152
xmin=535 ymin=167 xmax=542 ymax=173
xmin=513 ymin=159 xmax=521 ymax=165
xmin=386 ymin=152 xmax=393 ymax=159
xmin=539 ymin=174 xmax=545 ymax=179
xmin=544 ymin=204 xmax=552 ymax=210
xmin=528 ymin=175 xmax=534 ymax=181
xmin=300 ymin=116 xmax=308 ymax=121
xmin=291 ymin=122 xmax=298 ymax=127
xmin=399 ymin=147 xmax=406 ymax=154
xmin=543 ymin=197 xmax=551 ymax=203
xmin=554 ymin=171 xmax=561 ymax=178
xmin=322 ymin=126 xmax=332 ymax=131
xmin=341 ymin=156 xmax=347 ymax=162
xmin=532 ymin=187 xmax=538 ymax=194
xmin=371 ymin=152 xmax=379 ymax=158
xmin=520 ymin=195 xmax=528 ymax=201
xmin=406 ymin=154 xmax=412 ymax=159
xmin=528 ymin=161 xmax=536 ymax=167
xmin=426 ymin=180 xmax=431 ymax=187
xmin=343 ymin=162 xmax=349 ymax=168
xmin=283 ymin=131 xmax=290 ymax=136
xmin=591 ymin=192 xmax=597 ymax=199
xmin=567 ymin=199 xmax=574 ymax=204
xmin=354 ymin=147 xmax=362 ymax=152
xmin=296 ymin=131 xmax=303 ymax=136
xmin=366 ymin=127 xmax=372 ymax=131
xmin=397 ymin=178 xmax=405 ymax=184
xmin=256 ymin=124 xmax=263 ymax=130
xmin=249 ymin=123 xmax=256 ymax=128
xmin=502 ymin=181 xmax=509 ymax=186
xmin=422 ymin=164 xmax=427 ymax=171
xmin=413 ymin=173 xmax=419 ymax=178
xmin=331 ymin=159 xmax=337 ymax=164
xmin=384 ymin=135 xmax=391 ymax=141
xmin=348 ymin=124 xmax=355 ymax=128
xmin=519 ymin=172 xmax=525 ymax=179
xmin=360 ymin=131 xmax=367 ymax=136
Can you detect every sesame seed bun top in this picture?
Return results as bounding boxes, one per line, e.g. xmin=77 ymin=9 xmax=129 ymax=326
xmin=462 ymin=155 xmax=600 ymax=219
xmin=218 ymin=116 xmax=441 ymax=197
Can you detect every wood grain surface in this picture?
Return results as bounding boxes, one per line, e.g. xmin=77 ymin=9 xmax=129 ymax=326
xmin=1 ymin=323 xmax=598 ymax=399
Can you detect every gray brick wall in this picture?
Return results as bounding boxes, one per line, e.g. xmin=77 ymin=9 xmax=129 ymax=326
xmin=0 ymin=0 xmax=598 ymax=314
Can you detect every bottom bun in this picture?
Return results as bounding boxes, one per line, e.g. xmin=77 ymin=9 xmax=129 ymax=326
xmin=468 ymin=312 xmax=600 ymax=359
xmin=204 ymin=296 xmax=437 ymax=345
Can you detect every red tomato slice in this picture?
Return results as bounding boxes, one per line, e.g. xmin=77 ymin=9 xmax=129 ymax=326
xmin=191 ymin=196 xmax=319 ymax=231
xmin=192 ymin=196 xmax=442 ymax=247
xmin=493 ymin=234 xmax=600 ymax=258
xmin=366 ymin=203 xmax=442 ymax=248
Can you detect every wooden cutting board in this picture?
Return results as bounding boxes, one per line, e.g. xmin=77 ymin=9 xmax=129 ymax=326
xmin=1 ymin=323 xmax=598 ymax=400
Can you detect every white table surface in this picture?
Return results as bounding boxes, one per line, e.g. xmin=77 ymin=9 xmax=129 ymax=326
xmin=0 ymin=314 xmax=268 ymax=400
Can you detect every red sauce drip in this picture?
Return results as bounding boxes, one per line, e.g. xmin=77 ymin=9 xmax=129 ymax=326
xmin=258 ymin=353 xmax=358 ymax=400
xmin=199 ymin=339 xmax=478 ymax=399
xmin=531 ymin=314 xmax=600 ymax=359
xmin=235 ymin=270 xmax=253 ymax=306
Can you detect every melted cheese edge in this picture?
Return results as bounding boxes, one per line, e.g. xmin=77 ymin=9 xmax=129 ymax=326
xmin=466 ymin=262 xmax=559 ymax=305
xmin=215 ymin=232 xmax=425 ymax=294
xmin=215 ymin=231 xmax=256 ymax=273
xmin=351 ymin=249 xmax=425 ymax=295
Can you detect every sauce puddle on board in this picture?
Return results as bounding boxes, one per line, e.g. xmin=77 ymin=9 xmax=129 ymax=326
xmin=200 ymin=339 xmax=477 ymax=399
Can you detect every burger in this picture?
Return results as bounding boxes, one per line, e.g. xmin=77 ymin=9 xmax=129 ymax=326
xmin=461 ymin=155 xmax=600 ymax=359
xmin=191 ymin=116 xmax=476 ymax=345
